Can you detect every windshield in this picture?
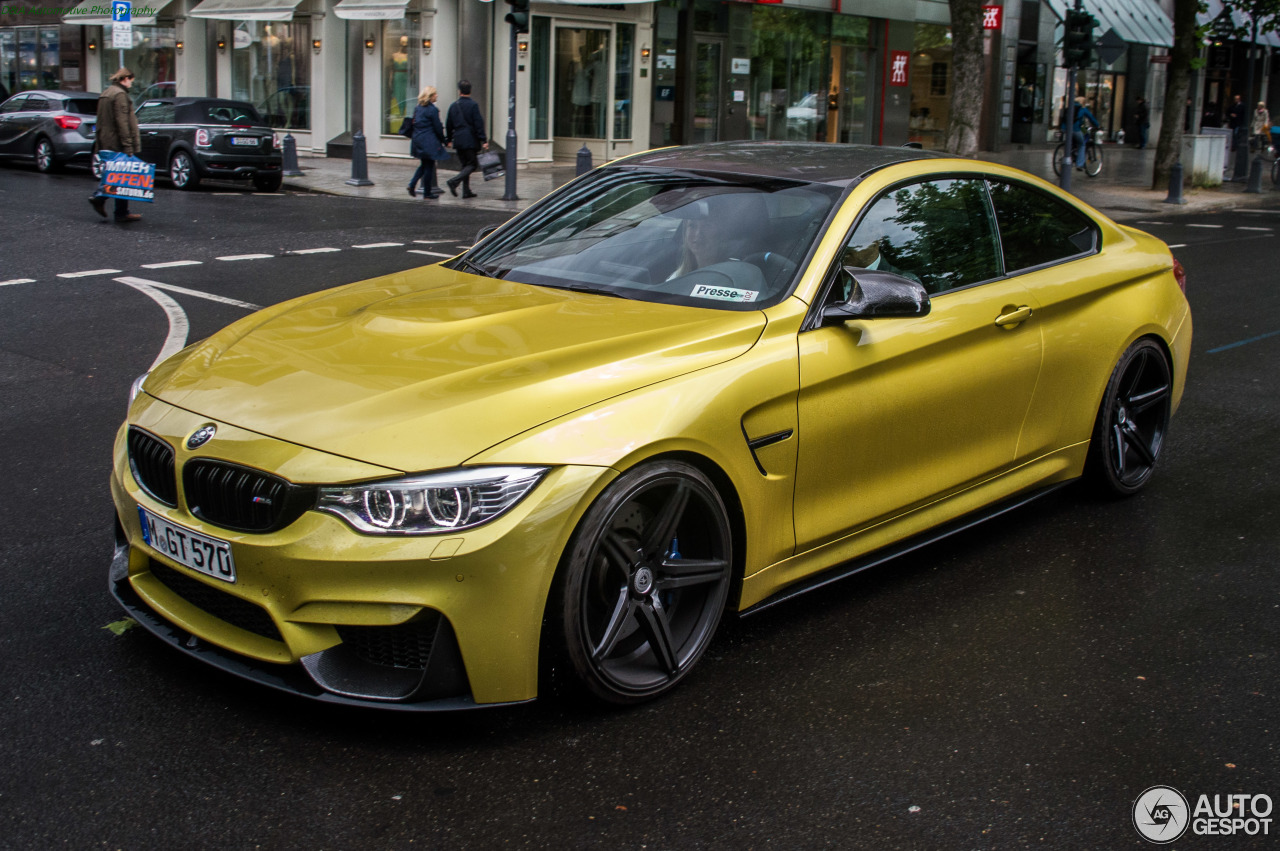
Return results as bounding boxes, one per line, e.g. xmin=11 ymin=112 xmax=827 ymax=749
xmin=457 ymin=168 xmax=842 ymax=310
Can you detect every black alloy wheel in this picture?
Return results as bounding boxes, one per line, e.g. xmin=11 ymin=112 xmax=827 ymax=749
xmin=1088 ymin=339 xmax=1172 ymax=495
xmin=169 ymin=150 xmax=199 ymax=190
xmin=34 ymin=137 xmax=57 ymax=172
xmin=91 ymin=149 xmax=104 ymax=179
xmin=553 ymin=461 xmax=733 ymax=704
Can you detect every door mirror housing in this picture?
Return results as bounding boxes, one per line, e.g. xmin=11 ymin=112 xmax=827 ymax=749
xmin=821 ymin=267 xmax=931 ymax=325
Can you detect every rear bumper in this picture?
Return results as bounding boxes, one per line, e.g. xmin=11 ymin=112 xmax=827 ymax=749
xmin=195 ymin=152 xmax=282 ymax=179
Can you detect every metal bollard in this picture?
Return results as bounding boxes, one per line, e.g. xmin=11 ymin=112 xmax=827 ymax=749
xmin=1164 ymin=160 xmax=1187 ymax=205
xmin=576 ymin=144 xmax=593 ymax=176
xmin=345 ymin=131 xmax=374 ymax=187
xmin=1232 ymin=127 xmax=1250 ymax=180
xmin=1246 ymin=156 xmax=1264 ymax=193
xmin=281 ymin=133 xmax=303 ymax=177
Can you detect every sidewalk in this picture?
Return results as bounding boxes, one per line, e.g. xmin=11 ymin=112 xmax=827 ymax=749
xmin=284 ymin=144 xmax=1280 ymax=222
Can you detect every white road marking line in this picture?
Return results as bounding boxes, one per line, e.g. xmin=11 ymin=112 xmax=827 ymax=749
xmin=58 ymin=269 xmax=122 ymax=279
xmin=252 ymin=193 xmax=284 ymax=196
xmin=408 ymin=249 xmax=454 ymax=258
xmin=413 ymin=239 xmax=456 ymax=244
xmin=287 ymin=247 xmax=341 ymax=255
xmin=0 ymin=278 xmax=36 ymax=287
xmin=353 ymin=242 xmax=405 ymax=249
xmin=115 ymin=276 xmax=263 ymax=311
xmin=1186 ymin=224 xmax=1224 ymax=229
xmin=1136 ymin=221 xmax=1171 ymax=225
xmin=141 ymin=260 xmax=203 ymax=269
xmin=1168 ymin=244 xmax=1187 ymax=249
xmin=212 ymin=192 xmax=243 ymax=196
xmin=216 ymin=253 xmax=274 ymax=261
xmin=113 ymin=278 xmax=190 ymax=371
xmin=1237 ymin=226 xmax=1273 ymax=231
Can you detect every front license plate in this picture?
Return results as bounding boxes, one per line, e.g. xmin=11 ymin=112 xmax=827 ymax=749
xmin=137 ymin=506 xmax=236 ymax=583
xmin=230 ymin=136 xmax=258 ymax=146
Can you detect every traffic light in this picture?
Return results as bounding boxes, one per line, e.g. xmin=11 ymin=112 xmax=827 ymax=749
xmin=1063 ymin=9 xmax=1096 ymax=68
xmin=504 ymin=0 xmax=530 ymax=34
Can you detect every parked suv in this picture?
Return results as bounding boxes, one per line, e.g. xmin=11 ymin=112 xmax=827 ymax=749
xmin=0 ymin=89 xmax=98 ymax=173
xmin=131 ymin=97 xmax=283 ymax=191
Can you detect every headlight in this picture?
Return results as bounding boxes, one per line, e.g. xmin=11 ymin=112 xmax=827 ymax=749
xmin=127 ymin=372 xmax=149 ymax=412
xmin=316 ymin=466 xmax=549 ymax=535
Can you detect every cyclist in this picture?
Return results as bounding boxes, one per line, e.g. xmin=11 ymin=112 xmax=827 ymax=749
xmin=1060 ymin=96 xmax=1100 ymax=170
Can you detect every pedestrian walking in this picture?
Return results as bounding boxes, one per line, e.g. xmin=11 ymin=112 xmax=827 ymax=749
xmin=445 ymin=79 xmax=487 ymax=199
xmin=1251 ymin=101 xmax=1271 ymax=153
xmin=1133 ymin=97 xmax=1150 ymax=149
xmin=407 ymin=85 xmax=448 ymax=199
xmin=1227 ymin=94 xmax=1247 ymax=152
xmin=90 ymin=67 xmax=142 ymax=223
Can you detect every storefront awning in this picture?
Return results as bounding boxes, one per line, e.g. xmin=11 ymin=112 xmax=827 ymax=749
xmin=1045 ymin=0 xmax=1173 ymax=49
xmin=333 ymin=0 xmax=411 ymax=20
xmin=61 ymin=0 xmax=172 ymax=26
xmin=188 ymin=0 xmax=305 ymax=22
xmin=536 ymin=0 xmax=659 ymax=4
xmin=1201 ymin=0 xmax=1280 ymax=48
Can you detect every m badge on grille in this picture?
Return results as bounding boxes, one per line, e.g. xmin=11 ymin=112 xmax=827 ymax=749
xmin=187 ymin=425 xmax=217 ymax=449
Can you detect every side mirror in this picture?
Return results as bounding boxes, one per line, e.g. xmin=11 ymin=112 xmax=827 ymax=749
xmin=821 ymin=267 xmax=931 ymax=325
xmin=475 ymin=224 xmax=499 ymax=243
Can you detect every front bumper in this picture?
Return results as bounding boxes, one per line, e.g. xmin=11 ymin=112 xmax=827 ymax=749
xmin=109 ymin=396 xmax=613 ymax=708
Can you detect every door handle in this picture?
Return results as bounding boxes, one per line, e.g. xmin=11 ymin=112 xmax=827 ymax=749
xmin=995 ymin=305 xmax=1033 ymax=328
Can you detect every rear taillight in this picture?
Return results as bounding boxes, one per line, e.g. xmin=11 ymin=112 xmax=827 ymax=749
xmin=272 ymin=131 xmax=280 ymax=149
xmin=55 ymin=114 xmax=82 ymax=130
xmin=196 ymin=129 xmax=211 ymax=147
xmin=1172 ymin=257 xmax=1187 ymax=294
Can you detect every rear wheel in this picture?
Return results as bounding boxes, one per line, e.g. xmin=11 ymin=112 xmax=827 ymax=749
xmin=252 ymin=173 xmax=283 ymax=192
xmin=550 ymin=460 xmax=733 ymax=704
xmin=1085 ymin=143 xmax=1103 ymax=177
xmin=1052 ymin=144 xmax=1065 ymax=177
xmin=1087 ymin=339 xmax=1172 ymax=496
xmin=34 ymin=137 xmax=57 ymax=172
xmin=169 ymin=150 xmax=200 ymax=190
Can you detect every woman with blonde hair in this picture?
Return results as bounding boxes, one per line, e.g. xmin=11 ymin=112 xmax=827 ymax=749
xmin=408 ymin=85 xmax=448 ymax=198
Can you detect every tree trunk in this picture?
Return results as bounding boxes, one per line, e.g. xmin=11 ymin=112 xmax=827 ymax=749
xmin=945 ymin=0 xmax=987 ymax=156
xmin=1152 ymin=0 xmax=1201 ymax=190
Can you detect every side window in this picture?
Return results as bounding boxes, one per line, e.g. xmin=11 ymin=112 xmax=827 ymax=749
xmin=25 ymin=97 xmax=51 ymax=112
xmin=0 ymin=96 xmax=26 ymax=114
xmin=841 ymin=178 xmax=1002 ymax=296
xmin=987 ymin=180 xmax=1098 ymax=272
xmin=136 ymin=103 xmax=175 ymax=124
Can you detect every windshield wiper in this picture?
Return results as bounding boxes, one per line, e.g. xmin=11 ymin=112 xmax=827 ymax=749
xmin=453 ymin=257 xmax=496 ymax=278
xmin=549 ymin=282 xmax=635 ymax=300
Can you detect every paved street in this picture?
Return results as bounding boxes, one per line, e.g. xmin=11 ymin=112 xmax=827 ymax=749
xmin=1 ymin=163 xmax=1277 ymax=848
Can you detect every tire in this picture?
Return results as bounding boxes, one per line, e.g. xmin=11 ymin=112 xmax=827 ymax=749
xmin=34 ymin=137 xmax=57 ymax=173
xmin=252 ymin=173 xmax=283 ymax=192
xmin=549 ymin=460 xmax=733 ymax=704
xmin=169 ymin=150 xmax=200 ymax=190
xmin=1086 ymin=339 xmax=1172 ymax=496
xmin=1085 ymin=145 xmax=1103 ymax=177
xmin=1052 ymin=144 xmax=1064 ymax=177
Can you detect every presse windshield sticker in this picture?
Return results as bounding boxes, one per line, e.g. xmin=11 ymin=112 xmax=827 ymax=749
xmin=690 ymin=284 xmax=758 ymax=303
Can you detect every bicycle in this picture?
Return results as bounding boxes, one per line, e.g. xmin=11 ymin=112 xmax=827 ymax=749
xmin=1052 ymin=127 xmax=1103 ymax=177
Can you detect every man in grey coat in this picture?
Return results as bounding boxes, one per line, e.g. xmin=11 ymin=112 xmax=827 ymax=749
xmin=90 ymin=67 xmax=142 ymax=223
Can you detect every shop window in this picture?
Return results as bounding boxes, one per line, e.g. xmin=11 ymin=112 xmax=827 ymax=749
xmin=0 ymin=31 xmax=15 ymax=95
xmin=613 ymin=23 xmax=633 ymax=139
xmin=747 ymin=6 xmax=830 ymax=142
xmin=909 ymin=24 xmax=952 ymax=150
xmin=102 ymin=25 xmax=176 ymax=103
xmin=17 ymin=27 xmax=37 ymax=90
xmin=38 ymin=28 xmax=58 ymax=89
xmin=382 ymin=18 xmax=419 ymax=136
xmin=555 ymin=28 xmax=609 ymax=139
xmin=530 ymin=17 xmax=550 ymax=139
xmin=230 ymin=21 xmax=310 ymax=130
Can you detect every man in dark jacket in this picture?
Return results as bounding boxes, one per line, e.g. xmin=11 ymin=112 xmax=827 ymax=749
xmin=90 ymin=67 xmax=142 ymax=222
xmin=444 ymin=79 xmax=487 ymax=199
xmin=1134 ymin=97 xmax=1150 ymax=149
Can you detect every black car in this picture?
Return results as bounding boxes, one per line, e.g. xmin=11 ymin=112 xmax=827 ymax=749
xmin=0 ymin=89 xmax=98 ymax=172
xmin=130 ymin=97 xmax=283 ymax=192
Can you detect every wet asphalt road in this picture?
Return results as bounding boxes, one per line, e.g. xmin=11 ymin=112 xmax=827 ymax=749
xmin=0 ymin=166 xmax=1277 ymax=849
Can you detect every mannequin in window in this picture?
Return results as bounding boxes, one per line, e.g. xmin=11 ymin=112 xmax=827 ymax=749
xmin=572 ymin=45 xmax=593 ymax=136
xmin=389 ymin=36 xmax=410 ymax=124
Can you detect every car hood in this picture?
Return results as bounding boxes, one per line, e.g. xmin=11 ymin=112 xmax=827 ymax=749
xmin=148 ymin=266 xmax=766 ymax=473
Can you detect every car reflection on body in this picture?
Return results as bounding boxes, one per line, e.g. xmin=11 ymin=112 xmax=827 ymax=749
xmin=109 ymin=142 xmax=1191 ymax=710
xmin=0 ymin=89 xmax=98 ymax=172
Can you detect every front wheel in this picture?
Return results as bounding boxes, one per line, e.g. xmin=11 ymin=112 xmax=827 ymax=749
xmin=550 ymin=460 xmax=733 ymax=704
xmin=34 ymin=137 xmax=58 ymax=172
xmin=1086 ymin=339 xmax=1172 ymax=496
xmin=169 ymin=150 xmax=200 ymax=190
xmin=1085 ymin=144 xmax=1103 ymax=177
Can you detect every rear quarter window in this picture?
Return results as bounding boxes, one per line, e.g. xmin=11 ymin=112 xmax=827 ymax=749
xmin=181 ymin=101 xmax=264 ymax=125
xmin=988 ymin=180 xmax=1099 ymax=273
xmin=67 ymin=98 xmax=98 ymax=115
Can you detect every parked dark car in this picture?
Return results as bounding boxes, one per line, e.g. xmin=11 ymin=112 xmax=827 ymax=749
xmin=128 ymin=97 xmax=283 ymax=192
xmin=0 ymin=89 xmax=98 ymax=173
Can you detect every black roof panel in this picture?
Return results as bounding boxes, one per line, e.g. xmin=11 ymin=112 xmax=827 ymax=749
xmin=615 ymin=142 xmax=954 ymax=185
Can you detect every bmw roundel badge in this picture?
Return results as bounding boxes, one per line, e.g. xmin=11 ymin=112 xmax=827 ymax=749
xmin=187 ymin=425 xmax=217 ymax=449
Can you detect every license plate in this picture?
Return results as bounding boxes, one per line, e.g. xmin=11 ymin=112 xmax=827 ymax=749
xmin=230 ymin=136 xmax=258 ymax=146
xmin=137 ymin=506 xmax=236 ymax=583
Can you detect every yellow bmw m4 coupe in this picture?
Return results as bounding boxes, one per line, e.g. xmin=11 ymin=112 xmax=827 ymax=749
xmin=109 ymin=142 xmax=1191 ymax=709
